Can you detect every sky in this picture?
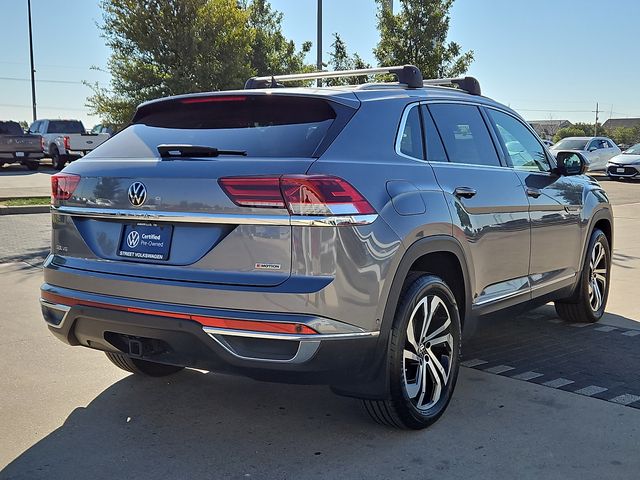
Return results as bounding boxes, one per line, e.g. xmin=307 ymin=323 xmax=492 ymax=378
xmin=1 ymin=0 xmax=640 ymax=127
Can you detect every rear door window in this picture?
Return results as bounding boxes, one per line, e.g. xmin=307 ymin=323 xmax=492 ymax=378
xmin=92 ymin=95 xmax=352 ymax=159
xmin=428 ymin=104 xmax=501 ymax=167
xmin=420 ymin=106 xmax=448 ymax=162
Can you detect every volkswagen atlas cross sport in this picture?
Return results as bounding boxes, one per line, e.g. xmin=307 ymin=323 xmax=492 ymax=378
xmin=41 ymin=66 xmax=613 ymax=429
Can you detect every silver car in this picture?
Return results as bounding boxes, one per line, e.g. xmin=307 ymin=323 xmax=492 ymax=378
xmin=606 ymin=143 xmax=640 ymax=179
xmin=551 ymin=136 xmax=621 ymax=171
xmin=41 ymin=66 xmax=613 ymax=429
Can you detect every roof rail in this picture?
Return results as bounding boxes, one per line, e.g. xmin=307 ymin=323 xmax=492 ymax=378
xmin=423 ymin=76 xmax=481 ymax=96
xmin=244 ymin=65 xmax=424 ymax=89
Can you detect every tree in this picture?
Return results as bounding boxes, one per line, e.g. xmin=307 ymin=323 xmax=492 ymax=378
xmin=325 ymin=33 xmax=371 ymax=86
xmin=244 ymin=0 xmax=312 ymax=76
xmin=374 ymin=0 xmax=473 ymax=80
xmin=609 ymin=127 xmax=638 ymax=147
xmin=87 ymin=0 xmax=312 ymax=128
xmin=553 ymin=126 xmax=591 ymax=143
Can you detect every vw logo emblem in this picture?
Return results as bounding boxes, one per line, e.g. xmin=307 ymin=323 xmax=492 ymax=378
xmin=126 ymin=230 xmax=140 ymax=249
xmin=128 ymin=182 xmax=147 ymax=206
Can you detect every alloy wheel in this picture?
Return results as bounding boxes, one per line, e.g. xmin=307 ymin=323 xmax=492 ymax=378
xmin=403 ymin=294 xmax=454 ymax=411
xmin=588 ymin=241 xmax=607 ymax=311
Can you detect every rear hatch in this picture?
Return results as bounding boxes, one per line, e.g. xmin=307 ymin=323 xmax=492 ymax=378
xmin=52 ymin=92 xmax=359 ymax=287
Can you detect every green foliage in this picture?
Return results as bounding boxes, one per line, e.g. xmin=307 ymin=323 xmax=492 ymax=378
xmin=87 ymin=0 xmax=312 ymax=128
xmin=553 ymin=127 xmax=590 ymax=143
xmin=374 ymin=0 xmax=473 ymax=79
xmin=608 ymin=127 xmax=640 ymax=147
xmin=18 ymin=121 xmax=29 ymax=131
xmin=245 ymin=0 xmax=312 ymax=76
xmin=325 ymin=33 xmax=372 ymax=86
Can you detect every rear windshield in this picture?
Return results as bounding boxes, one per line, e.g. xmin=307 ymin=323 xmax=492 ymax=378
xmin=553 ymin=138 xmax=588 ymax=150
xmin=88 ymin=95 xmax=346 ymax=158
xmin=0 ymin=122 xmax=23 ymax=135
xmin=47 ymin=121 xmax=85 ymax=134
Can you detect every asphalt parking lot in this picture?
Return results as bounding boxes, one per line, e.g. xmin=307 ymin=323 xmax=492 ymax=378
xmin=0 ymin=173 xmax=639 ymax=479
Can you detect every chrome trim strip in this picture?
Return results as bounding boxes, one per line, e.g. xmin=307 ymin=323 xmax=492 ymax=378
xmin=51 ymin=206 xmax=378 ymax=227
xmin=473 ymin=273 xmax=577 ymax=307
xmin=203 ymin=328 xmax=378 ymax=364
xmin=473 ymin=288 xmax=529 ymax=307
xmin=39 ymin=299 xmax=71 ymax=329
xmin=529 ymin=273 xmax=576 ymax=292
xmin=202 ymin=327 xmax=379 ymax=342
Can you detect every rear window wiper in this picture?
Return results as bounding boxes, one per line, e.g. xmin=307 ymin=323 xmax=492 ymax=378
xmin=157 ymin=144 xmax=247 ymax=159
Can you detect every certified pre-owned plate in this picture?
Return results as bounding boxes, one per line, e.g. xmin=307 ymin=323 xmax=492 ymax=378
xmin=118 ymin=223 xmax=173 ymax=261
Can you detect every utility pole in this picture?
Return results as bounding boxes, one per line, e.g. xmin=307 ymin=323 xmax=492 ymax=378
xmin=594 ymin=102 xmax=599 ymax=136
xmin=316 ymin=0 xmax=322 ymax=86
xmin=27 ymin=0 xmax=37 ymax=122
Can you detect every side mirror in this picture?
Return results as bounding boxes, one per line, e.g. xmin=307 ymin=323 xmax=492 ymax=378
xmin=555 ymin=151 xmax=587 ymax=176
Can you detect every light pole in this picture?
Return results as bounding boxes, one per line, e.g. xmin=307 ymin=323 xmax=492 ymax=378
xmin=27 ymin=0 xmax=37 ymax=122
xmin=316 ymin=0 xmax=322 ymax=85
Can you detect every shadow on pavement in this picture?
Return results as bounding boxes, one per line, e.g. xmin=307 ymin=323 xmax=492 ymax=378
xmin=0 ymin=370 xmax=380 ymax=479
xmin=0 ymin=164 xmax=54 ymax=176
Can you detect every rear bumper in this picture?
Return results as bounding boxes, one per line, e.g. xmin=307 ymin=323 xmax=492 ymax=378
xmin=0 ymin=152 xmax=43 ymax=161
xmin=40 ymin=284 xmax=381 ymax=387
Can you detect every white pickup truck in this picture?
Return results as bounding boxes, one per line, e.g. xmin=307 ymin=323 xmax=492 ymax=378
xmin=29 ymin=119 xmax=110 ymax=170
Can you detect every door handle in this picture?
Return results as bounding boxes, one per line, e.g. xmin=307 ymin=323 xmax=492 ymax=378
xmin=526 ymin=187 xmax=541 ymax=198
xmin=453 ymin=187 xmax=477 ymax=199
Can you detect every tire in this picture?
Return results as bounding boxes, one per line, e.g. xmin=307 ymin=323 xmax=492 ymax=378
xmin=362 ymin=274 xmax=462 ymax=430
xmin=104 ymin=351 xmax=185 ymax=377
xmin=555 ymin=228 xmax=610 ymax=323
xmin=51 ymin=146 xmax=66 ymax=170
xmin=24 ymin=161 xmax=39 ymax=171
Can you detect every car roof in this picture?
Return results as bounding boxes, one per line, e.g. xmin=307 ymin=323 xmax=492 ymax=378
xmin=137 ymin=84 xmax=519 ymax=119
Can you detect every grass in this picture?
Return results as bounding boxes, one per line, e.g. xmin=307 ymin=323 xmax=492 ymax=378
xmin=0 ymin=197 xmax=50 ymax=207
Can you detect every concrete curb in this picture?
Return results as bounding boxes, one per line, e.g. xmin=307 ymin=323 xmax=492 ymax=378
xmin=0 ymin=205 xmax=50 ymax=215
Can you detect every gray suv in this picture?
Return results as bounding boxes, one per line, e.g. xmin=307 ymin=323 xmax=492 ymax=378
xmin=41 ymin=66 xmax=613 ymax=429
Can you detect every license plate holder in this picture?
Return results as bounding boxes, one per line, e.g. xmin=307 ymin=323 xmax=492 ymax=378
xmin=118 ymin=223 xmax=173 ymax=261
xmin=15 ymin=152 xmax=24 ymax=157
xmin=616 ymin=167 xmax=625 ymax=173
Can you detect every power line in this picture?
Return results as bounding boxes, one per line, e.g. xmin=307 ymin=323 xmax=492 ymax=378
xmin=0 ymin=76 xmax=86 ymax=85
xmin=0 ymin=102 xmax=88 ymax=112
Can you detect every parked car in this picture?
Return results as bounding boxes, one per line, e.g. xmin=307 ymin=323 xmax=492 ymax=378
xmin=29 ymin=119 xmax=110 ymax=170
xmin=550 ymin=136 xmax=621 ymax=171
xmin=89 ymin=124 xmax=115 ymax=136
xmin=0 ymin=120 xmax=43 ymax=170
xmin=606 ymin=143 xmax=640 ymax=180
xmin=40 ymin=66 xmax=613 ymax=430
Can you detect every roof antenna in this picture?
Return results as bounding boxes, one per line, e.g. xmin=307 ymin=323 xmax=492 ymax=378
xmin=270 ymin=76 xmax=278 ymax=88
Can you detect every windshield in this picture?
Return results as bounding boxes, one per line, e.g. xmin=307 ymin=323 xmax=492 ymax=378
xmin=623 ymin=143 xmax=640 ymax=154
xmin=553 ymin=138 xmax=588 ymax=150
xmin=0 ymin=121 xmax=23 ymax=135
xmin=47 ymin=121 xmax=85 ymax=134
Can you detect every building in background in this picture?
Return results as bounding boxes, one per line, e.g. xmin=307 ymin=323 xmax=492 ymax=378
xmin=529 ymin=120 xmax=573 ymax=140
xmin=602 ymin=118 xmax=640 ymax=130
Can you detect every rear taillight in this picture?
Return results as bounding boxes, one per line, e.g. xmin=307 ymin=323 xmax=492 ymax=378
xmin=219 ymin=175 xmax=375 ymax=216
xmin=281 ymin=175 xmax=375 ymax=215
xmin=63 ymin=136 xmax=70 ymax=150
xmin=40 ymin=137 xmax=45 ymax=150
xmin=51 ymin=173 xmax=80 ymax=201
xmin=218 ymin=177 xmax=285 ymax=208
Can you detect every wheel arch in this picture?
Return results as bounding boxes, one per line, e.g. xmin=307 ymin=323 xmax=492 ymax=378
xmin=332 ymin=235 xmax=472 ymax=401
